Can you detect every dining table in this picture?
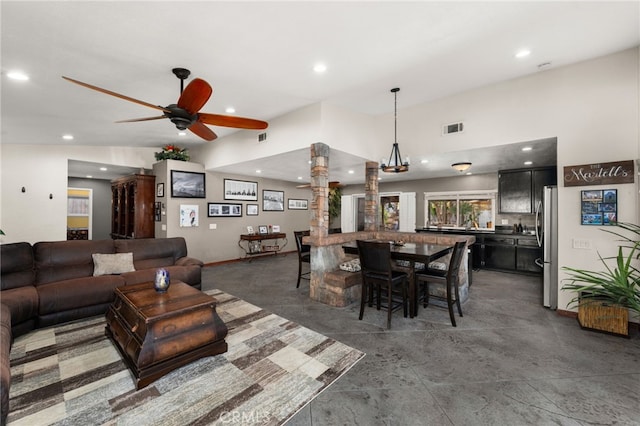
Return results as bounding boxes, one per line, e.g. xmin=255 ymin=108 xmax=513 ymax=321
xmin=342 ymin=240 xmax=453 ymax=318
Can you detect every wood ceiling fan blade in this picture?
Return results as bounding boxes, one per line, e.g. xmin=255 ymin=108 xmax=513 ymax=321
xmin=115 ymin=115 xmax=167 ymax=123
xmin=296 ymin=183 xmax=311 ymax=189
xmin=177 ymin=78 xmax=212 ymax=114
xmin=198 ymin=113 xmax=268 ymax=130
xmin=62 ymin=76 xmax=170 ymax=113
xmin=189 ymin=122 xmax=217 ymax=141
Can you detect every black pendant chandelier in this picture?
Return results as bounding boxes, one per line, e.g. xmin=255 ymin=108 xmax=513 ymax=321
xmin=381 ymin=87 xmax=409 ymax=173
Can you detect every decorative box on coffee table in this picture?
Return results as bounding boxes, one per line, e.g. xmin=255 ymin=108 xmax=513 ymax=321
xmin=105 ymin=281 xmax=228 ymax=389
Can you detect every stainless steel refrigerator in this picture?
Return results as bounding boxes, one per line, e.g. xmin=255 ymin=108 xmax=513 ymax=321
xmin=535 ymin=186 xmax=558 ymax=309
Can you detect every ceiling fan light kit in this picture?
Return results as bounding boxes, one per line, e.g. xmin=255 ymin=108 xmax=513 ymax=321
xmin=62 ymin=68 xmax=268 ymax=142
xmin=381 ymin=88 xmax=409 ymax=173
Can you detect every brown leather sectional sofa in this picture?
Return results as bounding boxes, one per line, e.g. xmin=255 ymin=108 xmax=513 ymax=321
xmin=0 ymin=237 xmax=203 ymax=424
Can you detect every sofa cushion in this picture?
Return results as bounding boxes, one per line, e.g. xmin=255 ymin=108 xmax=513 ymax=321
xmin=92 ymin=252 xmax=135 ymax=276
xmin=1 ymin=242 xmax=35 ymax=290
xmin=34 ymin=240 xmax=116 ymax=285
xmin=0 ymin=286 xmax=38 ymax=325
xmin=37 ymin=275 xmax=124 ymax=315
xmin=115 ymin=237 xmax=187 ymax=270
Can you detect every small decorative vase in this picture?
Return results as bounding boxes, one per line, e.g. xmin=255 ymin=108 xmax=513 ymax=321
xmin=154 ymin=268 xmax=170 ymax=293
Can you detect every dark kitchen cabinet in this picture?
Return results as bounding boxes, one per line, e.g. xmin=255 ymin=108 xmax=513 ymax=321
xmin=532 ymin=168 xmax=557 ymax=211
xmin=482 ymin=236 xmax=516 ymax=270
xmin=516 ymin=238 xmax=542 ymax=273
xmin=499 ymin=170 xmax=532 ymax=213
xmin=499 ymin=167 xmax=556 ymax=214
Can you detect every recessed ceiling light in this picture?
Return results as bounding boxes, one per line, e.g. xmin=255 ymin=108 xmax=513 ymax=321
xmin=178 ymin=132 xmax=186 ymax=136
xmin=465 ymin=172 xmax=472 ymax=175
xmin=62 ymin=134 xmax=74 ymax=140
xmin=99 ymin=167 xmax=107 ymax=171
xmin=348 ymin=170 xmax=354 ymax=174
xmin=313 ymin=63 xmax=327 ymax=73
xmin=86 ymin=175 xmax=93 ymax=179
xmin=420 ymin=159 xmax=428 ymax=164
xmin=225 ymin=107 xmax=236 ymax=114
xmin=256 ymin=169 xmax=261 ymax=174
xmin=308 ymin=160 xmax=312 ymax=164
xmin=297 ymin=176 xmax=303 ymax=180
xmin=7 ymin=71 xmax=29 ymax=81
xmin=515 ymin=49 xmax=531 ymax=59
xmin=522 ymin=147 xmax=532 ymax=151
xmin=524 ymin=161 xmax=533 ymax=165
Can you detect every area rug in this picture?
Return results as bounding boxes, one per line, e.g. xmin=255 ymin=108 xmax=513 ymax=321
xmin=7 ymin=289 xmax=365 ymax=425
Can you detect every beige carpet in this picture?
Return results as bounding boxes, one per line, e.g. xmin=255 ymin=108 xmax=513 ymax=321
xmin=7 ymin=289 xmax=365 ymax=425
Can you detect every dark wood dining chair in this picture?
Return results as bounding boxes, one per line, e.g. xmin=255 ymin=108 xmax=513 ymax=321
xmin=415 ymin=241 xmax=467 ymax=327
xmin=294 ymin=230 xmax=311 ymax=288
xmin=356 ymin=240 xmax=409 ymax=329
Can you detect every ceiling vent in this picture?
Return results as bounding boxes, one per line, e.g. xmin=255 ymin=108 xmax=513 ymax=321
xmin=443 ymin=122 xmax=464 ymax=135
xmin=257 ymin=132 xmax=267 ymax=142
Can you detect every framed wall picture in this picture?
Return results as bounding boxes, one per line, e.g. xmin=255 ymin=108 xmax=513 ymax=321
xmin=581 ymin=189 xmax=617 ymax=225
xmin=208 ymin=202 xmax=242 ymax=217
xmin=154 ymin=202 xmax=161 ymax=221
xmin=156 ymin=182 xmax=164 ymax=198
xmin=224 ymin=179 xmax=258 ymax=201
xmin=288 ymin=198 xmax=308 ymax=210
xmin=263 ymin=189 xmax=284 ymax=211
xmin=246 ymin=204 xmax=259 ymax=216
xmin=258 ymin=225 xmax=269 ymax=234
xmin=171 ymin=170 xmax=206 ymax=198
xmin=179 ymin=204 xmax=199 ymax=227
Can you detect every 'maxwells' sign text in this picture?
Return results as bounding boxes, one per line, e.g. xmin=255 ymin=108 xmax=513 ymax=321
xmin=563 ymin=160 xmax=634 ymax=187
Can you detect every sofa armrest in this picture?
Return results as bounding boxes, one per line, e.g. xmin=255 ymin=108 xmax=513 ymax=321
xmin=175 ymin=256 xmax=204 ymax=267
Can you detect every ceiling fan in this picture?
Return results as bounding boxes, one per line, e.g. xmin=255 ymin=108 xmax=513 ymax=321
xmin=62 ymin=68 xmax=268 ymax=141
xmin=296 ymin=181 xmax=344 ymax=189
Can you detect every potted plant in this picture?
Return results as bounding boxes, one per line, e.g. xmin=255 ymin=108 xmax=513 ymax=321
xmin=561 ymin=222 xmax=640 ymax=336
xmin=154 ymin=145 xmax=190 ymax=162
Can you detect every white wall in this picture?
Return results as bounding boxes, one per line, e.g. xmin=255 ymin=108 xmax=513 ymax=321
xmin=0 ymin=144 xmax=156 ymax=244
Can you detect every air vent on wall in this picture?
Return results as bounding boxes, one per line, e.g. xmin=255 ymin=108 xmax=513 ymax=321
xmin=443 ymin=122 xmax=464 ymax=135
xmin=258 ymin=132 xmax=267 ymax=142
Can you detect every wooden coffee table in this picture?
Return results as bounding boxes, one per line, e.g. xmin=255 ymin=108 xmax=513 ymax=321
xmin=105 ymin=281 xmax=228 ymax=389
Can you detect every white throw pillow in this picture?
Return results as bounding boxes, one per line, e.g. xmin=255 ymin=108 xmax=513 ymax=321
xmin=92 ymin=252 xmax=135 ymax=276
xmin=339 ymin=258 xmax=361 ymax=272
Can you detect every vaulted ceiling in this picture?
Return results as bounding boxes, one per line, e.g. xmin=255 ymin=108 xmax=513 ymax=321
xmin=2 ymin=1 xmax=638 ymax=183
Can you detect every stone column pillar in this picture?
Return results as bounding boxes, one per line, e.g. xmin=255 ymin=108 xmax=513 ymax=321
xmin=310 ymin=143 xmax=329 ymax=239
xmin=364 ymin=161 xmax=379 ymax=231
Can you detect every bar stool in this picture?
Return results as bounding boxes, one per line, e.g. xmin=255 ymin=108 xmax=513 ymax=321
xmin=415 ymin=241 xmax=467 ymax=327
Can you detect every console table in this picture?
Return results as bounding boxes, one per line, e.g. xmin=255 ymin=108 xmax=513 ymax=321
xmin=238 ymin=232 xmax=287 ymax=258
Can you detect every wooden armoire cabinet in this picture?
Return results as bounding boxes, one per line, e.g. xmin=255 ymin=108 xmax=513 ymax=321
xmin=111 ymin=174 xmax=155 ymax=239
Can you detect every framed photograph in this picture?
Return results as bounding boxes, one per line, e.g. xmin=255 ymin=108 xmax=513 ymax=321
xmin=272 ymin=225 xmax=280 ymax=233
xmin=246 ymin=225 xmax=254 ymax=234
xmin=207 ymin=202 xmax=242 ymax=217
xmin=224 ymin=179 xmax=258 ymax=201
xmin=154 ymin=202 xmax=161 ymax=221
xmin=156 ymin=182 xmax=164 ymax=198
xmin=581 ymin=189 xmax=617 ymax=226
xmin=171 ymin=170 xmax=206 ymax=198
xmin=258 ymin=225 xmax=269 ymax=234
xmin=246 ymin=204 xmax=259 ymax=216
xmin=288 ymin=198 xmax=308 ymax=210
xmin=179 ymin=204 xmax=199 ymax=227
xmin=263 ymin=189 xmax=284 ymax=211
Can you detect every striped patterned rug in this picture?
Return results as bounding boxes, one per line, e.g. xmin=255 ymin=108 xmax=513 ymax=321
xmin=7 ymin=289 xmax=365 ymax=425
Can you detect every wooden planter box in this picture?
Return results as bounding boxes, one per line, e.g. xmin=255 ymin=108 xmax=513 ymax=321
xmin=578 ymin=296 xmax=628 ymax=337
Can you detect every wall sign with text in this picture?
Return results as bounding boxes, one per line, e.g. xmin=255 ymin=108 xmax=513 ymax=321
xmin=564 ymin=160 xmax=634 ymax=187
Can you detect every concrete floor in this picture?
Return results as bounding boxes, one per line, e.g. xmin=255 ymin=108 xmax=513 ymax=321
xmin=203 ymin=253 xmax=640 ymax=426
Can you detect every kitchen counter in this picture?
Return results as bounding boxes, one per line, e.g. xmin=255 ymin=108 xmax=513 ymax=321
xmin=416 ymin=228 xmax=541 ymax=275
